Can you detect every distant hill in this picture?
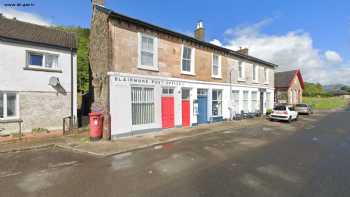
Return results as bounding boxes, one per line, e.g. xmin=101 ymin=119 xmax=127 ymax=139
xmin=323 ymin=84 xmax=345 ymax=92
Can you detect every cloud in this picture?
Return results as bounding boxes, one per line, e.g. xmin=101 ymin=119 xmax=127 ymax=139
xmin=211 ymin=18 xmax=350 ymax=85
xmin=324 ymin=50 xmax=343 ymax=64
xmin=0 ymin=7 xmax=52 ymax=26
xmin=210 ymin=39 xmax=223 ymax=46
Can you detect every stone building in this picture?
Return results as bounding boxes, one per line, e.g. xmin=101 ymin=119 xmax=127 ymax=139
xmin=90 ymin=1 xmax=278 ymax=139
xmin=275 ymin=70 xmax=304 ymax=105
xmin=0 ymin=16 xmax=77 ymax=134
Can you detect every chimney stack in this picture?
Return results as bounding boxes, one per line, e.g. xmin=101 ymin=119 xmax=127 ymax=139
xmin=237 ymin=47 xmax=249 ymax=55
xmin=91 ymin=0 xmax=105 ymax=6
xmin=194 ymin=21 xmax=205 ymax=41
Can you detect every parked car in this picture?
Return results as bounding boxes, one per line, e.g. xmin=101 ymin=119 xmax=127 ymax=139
xmin=270 ymin=105 xmax=298 ymax=123
xmin=295 ymin=103 xmax=313 ymax=115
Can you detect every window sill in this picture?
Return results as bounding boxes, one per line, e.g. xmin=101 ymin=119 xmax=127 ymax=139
xmin=0 ymin=118 xmax=22 ymax=123
xmin=237 ymin=78 xmax=246 ymax=82
xmin=212 ymin=75 xmax=222 ymax=79
xmin=137 ymin=65 xmax=159 ymax=72
xmin=24 ymin=67 xmax=62 ymax=73
xmin=252 ymin=81 xmax=260 ymax=84
xmin=181 ymin=71 xmax=196 ymax=76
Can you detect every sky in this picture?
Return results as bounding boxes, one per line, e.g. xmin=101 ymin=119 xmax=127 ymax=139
xmin=0 ymin=0 xmax=349 ymax=85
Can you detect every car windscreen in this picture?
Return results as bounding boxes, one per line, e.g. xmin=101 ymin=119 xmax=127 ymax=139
xmin=296 ymin=104 xmax=307 ymax=107
xmin=274 ymin=106 xmax=286 ymax=110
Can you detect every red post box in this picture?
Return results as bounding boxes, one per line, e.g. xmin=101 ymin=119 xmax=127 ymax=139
xmin=89 ymin=112 xmax=103 ymax=141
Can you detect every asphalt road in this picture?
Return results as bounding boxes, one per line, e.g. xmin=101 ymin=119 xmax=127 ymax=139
xmin=1 ymin=108 xmax=349 ymax=197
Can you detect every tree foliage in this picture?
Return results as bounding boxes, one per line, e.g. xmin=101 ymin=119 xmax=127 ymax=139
xmin=303 ymin=82 xmax=330 ymax=97
xmin=56 ymin=26 xmax=90 ymax=93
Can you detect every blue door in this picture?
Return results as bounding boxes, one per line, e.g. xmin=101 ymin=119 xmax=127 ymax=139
xmin=197 ymin=95 xmax=208 ymax=124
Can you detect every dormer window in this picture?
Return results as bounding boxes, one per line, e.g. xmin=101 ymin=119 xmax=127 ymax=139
xmin=138 ymin=33 xmax=158 ymax=71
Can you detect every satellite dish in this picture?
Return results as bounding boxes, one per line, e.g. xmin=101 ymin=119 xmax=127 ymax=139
xmin=49 ymin=77 xmax=60 ymax=87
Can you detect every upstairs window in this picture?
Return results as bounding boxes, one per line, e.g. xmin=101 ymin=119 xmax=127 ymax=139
xmin=253 ymin=64 xmax=258 ymax=82
xmin=238 ymin=61 xmax=245 ymax=80
xmin=181 ymin=46 xmax=195 ymax=74
xmin=138 ymin=33 xmax=158 ymax=70
xmin=264 ymin=67 xmax=269 ymax=83
xmin=212 ymin=54 xmax=221 ymax=78
xmin=27 ymin=51 xmax=59 ymax=69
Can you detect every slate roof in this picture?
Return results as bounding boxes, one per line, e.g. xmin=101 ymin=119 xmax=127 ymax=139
xmin=0 ymin=16 xmax=76 ymax=50
xmin=275 ymin=70 xmax=304 ymax=89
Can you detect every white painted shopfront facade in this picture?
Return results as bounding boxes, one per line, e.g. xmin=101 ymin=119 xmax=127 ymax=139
xmin=109 ymin=72 xmax=274 ymax=137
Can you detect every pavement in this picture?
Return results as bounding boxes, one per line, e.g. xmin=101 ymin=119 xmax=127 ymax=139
xmin=0 ymin=108 xmax=349 ymax=197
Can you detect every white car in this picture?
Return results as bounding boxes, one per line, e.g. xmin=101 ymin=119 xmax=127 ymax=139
xmin=270 ymin=105 xmax=299 ymax=123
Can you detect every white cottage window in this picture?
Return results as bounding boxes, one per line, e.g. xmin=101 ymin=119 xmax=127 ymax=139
xmin=131 ymin=87 xmax=155 ymax=125
xmin=0 ymin=92 xmax=19 ymax=119
xmin=27 ymin=51 xmax=59 ymax=69
xmin=138 ymin=33 xmax=158 ymax=70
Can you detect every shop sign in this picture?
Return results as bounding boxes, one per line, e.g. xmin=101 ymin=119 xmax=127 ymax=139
xmin=113 ymin=75 xmax=184 ymax=86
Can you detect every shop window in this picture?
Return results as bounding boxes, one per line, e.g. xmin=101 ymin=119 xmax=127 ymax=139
xmin=251 ymin=91 xmax=258 ymax=112
xmin=243 ymin=91 xmax=249 ymax=112
xmin=232 ymin=90 xmax=240 ymax=113
xmin=131 ymin=87 xmax=155 ymax=125
xmin=182 ymin=89 xmax=190 ymax=100
xmin=212 ymin=89 xmax=222 ymax=116
xmin=266 ymin=92 xmax=271 ymax=109
xmin=162 ymin=87 xmax=174 ymax=96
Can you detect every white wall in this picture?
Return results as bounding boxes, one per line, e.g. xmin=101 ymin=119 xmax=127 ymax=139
xmin=0 ymin=40 xmax=77 ymax=118
xmin=109 ymin=72 xmax=275 ymax=136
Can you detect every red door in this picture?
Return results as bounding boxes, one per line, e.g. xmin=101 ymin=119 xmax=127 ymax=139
xmin=161 ymin=97 xmax=174 ymax=129
xmin=182 ymin=100 xmax=190 ymax=127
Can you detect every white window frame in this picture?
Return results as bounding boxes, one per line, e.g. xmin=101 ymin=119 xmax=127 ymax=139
xmin=137 ymin=32 xmax=159 ymax=71
xmin=251 ymin=91 xmax=258 ymax=112
xmin=212 ymin=89 xmax=223 ymax=117
xmin=0 ymin=92 xmax=20 ymax=120
xmin=180 ymin=45 xmax=195 ymax=75
xmin=264 ymin=67 xmax=269 ymax=84
xmin=253 ymin=64 xmax=259 ymax=83
xmin=211 ymin=53 xmax=222 ymax=78
xmin=131 ymin=86 xmax=155 ymax=126
xmin=26 ymin=51 xmax=60 ymax=71
xmin=242 ymin=91 xmax=249 ymax=113
xmin=232 ymin=90 xmax=240 ymax=113
xmin=238 ymin=61 xmax=245 ymax=81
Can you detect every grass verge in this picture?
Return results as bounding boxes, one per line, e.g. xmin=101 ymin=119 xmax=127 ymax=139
xmin=303 ymin=97 xmax=349 ymax=110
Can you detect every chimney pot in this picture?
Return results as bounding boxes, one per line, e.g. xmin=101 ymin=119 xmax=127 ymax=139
xmin=237 ymin=48 xmax=249 ymax=55
xmin=194 ymin=20 xmax=205 ymax=41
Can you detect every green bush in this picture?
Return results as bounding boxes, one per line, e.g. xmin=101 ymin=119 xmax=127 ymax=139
xmin=32 ymin=128 xmax=49 ymax=134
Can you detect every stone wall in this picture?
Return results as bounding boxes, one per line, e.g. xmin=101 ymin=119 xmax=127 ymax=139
xmin=108 ymin=19 xmax=275 ymax=88
xmin=0 ymin=92 xmax=70 ymax=134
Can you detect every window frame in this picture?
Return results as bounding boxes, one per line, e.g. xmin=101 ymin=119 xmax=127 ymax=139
xmin=242 ymin=90 xmax=249 ymax=113
xmin=26 ymin=50 xmax=60 ymax=71
xmin=238 ymin=61 xmax=245 ymax=81
xmin=211 ymin=53 xmax=222 ymax=78
xmin=180 ymin=45 xmax=195 ymax=75
xmin=253 ymin=64 xmax=259 ymax=83
xmin=232 ymin=90 xmax=240 ymax=113
xmin=264 ymin=67 xmax=269 ymax=84
xmin=251 ymin=91 xmax=258 ymax=112
xmin=0 ymin=92 xmax=20 ymax=120
xmin=131 ymin=86 xmax=155 ymax=126
xmin=137 ymin=33 xmax=159 ymax=71
xmin=212 ymin=89 xmax=223 ymax=117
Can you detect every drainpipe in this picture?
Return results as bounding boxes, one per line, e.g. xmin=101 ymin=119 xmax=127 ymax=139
xmin=229 ymin=67 xmax=234 ymax=120
xmin=70 ymin=49 xmax=74 ymax=130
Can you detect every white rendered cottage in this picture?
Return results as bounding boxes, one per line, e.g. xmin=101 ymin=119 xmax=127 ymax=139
xmin=0 ymin=16 xmax=77 ymax=134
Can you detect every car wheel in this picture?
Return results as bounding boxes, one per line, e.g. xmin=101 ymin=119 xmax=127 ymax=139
xmin=288 ymin=116 xmax=292 ymax=123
